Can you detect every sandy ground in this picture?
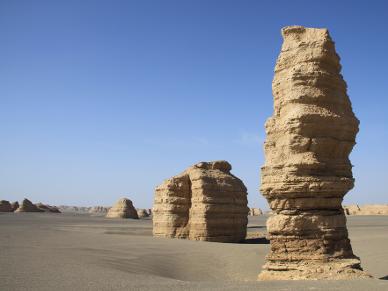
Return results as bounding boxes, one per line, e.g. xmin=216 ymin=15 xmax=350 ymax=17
xmin=1 ymin=213 xmax=388 ymax=291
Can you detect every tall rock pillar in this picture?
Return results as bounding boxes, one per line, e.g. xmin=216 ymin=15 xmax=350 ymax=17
xmin=259 ymin=26 xmax=371 ymax=280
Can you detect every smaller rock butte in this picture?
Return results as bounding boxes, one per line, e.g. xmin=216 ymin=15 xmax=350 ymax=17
xmin=153 ymin=160 xmax=249 ymax=242
xmin=15 ymin=199 xmax=44 ymax=212
xmin=106 ymin=198 xmax=139 ymax=219
xmin=0 ymin=200 xmax=13 ymax=212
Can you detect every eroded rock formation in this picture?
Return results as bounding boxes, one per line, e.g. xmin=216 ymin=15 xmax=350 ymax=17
xmin=259 ymin=26 xmax=370 ymax=280
xmin=153 ymin=161 xmax=249 ymax=242
xmin=15 ymin=199 xmax=44 ymax=212
xmin=0 ymin=200 xmax=12 ymax=212
xmin=106 ymin=198 xmax=138 ymax=219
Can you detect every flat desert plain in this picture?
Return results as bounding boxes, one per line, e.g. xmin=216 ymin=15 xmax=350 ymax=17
xmin=1 ymin=213 xmax=388 ymax=290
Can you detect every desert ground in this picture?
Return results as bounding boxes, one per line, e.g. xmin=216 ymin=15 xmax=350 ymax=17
xmin=1 ymin=213 xmax=388 ymax=291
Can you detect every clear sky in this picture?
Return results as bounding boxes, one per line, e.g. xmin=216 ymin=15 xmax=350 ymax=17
xmin=1 ymin=0 xmax=387 ymax=208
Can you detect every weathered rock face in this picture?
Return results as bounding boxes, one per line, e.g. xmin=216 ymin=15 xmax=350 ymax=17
xmin=259 ymin=26 xmax=370 ymax=280
xmin=15 ymin=199 xmax=44 ymax=213
xmin=106 ymin=198 xmax=138 ymax=219
xmin=137 ymin=208 xmax=150 ymax=218
xmin=153 ymin=161 xmax=249 ymax=242
xmin=11 ymin=201 xmax=19 ymax=212
xmin=0 ymin=200 xmax=13 ymax=212
xmin=249 ymin=208 xmax=263 ymax=216
xmin=344 ymin=204 xmax=388 ymax=215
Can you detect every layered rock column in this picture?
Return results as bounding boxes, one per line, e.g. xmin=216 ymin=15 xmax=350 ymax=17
xmin=153 ymin=161 xmax=249 ymax=242
xmin=259 ymin=26 xmax=370 ymax=280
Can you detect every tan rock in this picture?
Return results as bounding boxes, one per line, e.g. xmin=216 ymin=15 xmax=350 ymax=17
xmin=153 ymin=161 xmax=249 ymax=242
xmin=11 ymin=201 xmax=19 ymax=212
xmin=137 ymin=208 xmax=149 ymax=218
xmin=249 ymin=208 xmax=263 ymax=216
xmin=0 ymin=200 xmax=13 ymax=212
xmin=106 ymin=198 xmax=138 ymax=219
xmin=258 ymin=26 xmax=371 ymax=280
xmin=15 ymin=199 xmax=44 ymax=213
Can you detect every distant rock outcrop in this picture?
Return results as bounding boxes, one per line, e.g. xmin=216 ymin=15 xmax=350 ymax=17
xmin=249 ymin=208 xmax=263 ymax=216
xmin=136 ymin=209 xmax=149 ymax=218
xmin=106 ymin=198 xmax=138 ymax=219
xmin=15 ymin=199 xmax=44 ymax=213
xmin=258 ymin=26 xmax=370 ymax=280
xmin=344 ymin=204 xmax=388 ymax=215
xmin=36 ymin=203 xmax=61 ymax=213
xmin=0 ymin=200 xmax=13 ymax=212
xmin=11 ymin=201 xmax=19 ymax=212
xmin=89 ymin=206 xmax=110 ymax=215
xmin=153 ymin=161 xmax=249 ymax=242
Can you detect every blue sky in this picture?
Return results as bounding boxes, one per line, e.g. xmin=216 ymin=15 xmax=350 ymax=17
xmin=1 ymin=0 xmax=387 ymax=208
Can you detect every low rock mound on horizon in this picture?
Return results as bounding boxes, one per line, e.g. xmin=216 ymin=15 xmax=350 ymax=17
xmin=36 ymin=203 xmax=61 ymax=213
xmin=106 ymin=198 xmax=138 ymax=219
xmin=153 ymin=160 xmax=249 ymax=242
xmin=344 ymin=204 xmax=388 ymax=215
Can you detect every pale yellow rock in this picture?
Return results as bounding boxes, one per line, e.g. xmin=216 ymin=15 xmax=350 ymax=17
xmin=153 ymin=161 xmax=249 ymax=242
xmin=258 ymin=26 xmax=371 ymax=280
xmin=106 ymin=198 xmax=138 ymax=219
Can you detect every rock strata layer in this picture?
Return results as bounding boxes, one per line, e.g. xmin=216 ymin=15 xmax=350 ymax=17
xmin=259 ymin=26 xmax=370 ymax=280
xmin=106 ymin=198 xmax=138 ymax=219
xmin=153 ymin=161 xmax=249 ymax=242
